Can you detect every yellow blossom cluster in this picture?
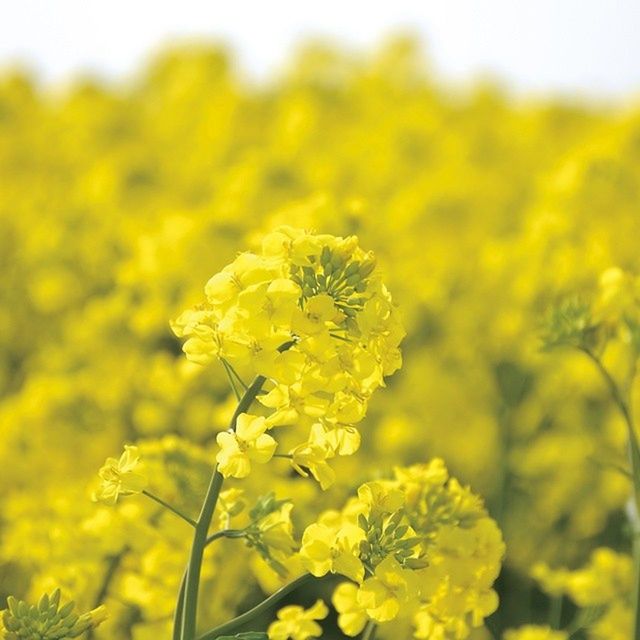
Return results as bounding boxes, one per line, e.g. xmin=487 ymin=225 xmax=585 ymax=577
xmin=172 ymin=226 xmax=404 ymax=486
xmin=532 ymin=548 xmax=633 ymax=640
xmin=298 ymin=459 xmax=505 ymax=639
xmin=268 ymin=600 xmax=328 ymax=640
xmin=503 ymin=626 xmax=568 ymax=640
xmin=2 ymin=34 xmax=640 ymax=640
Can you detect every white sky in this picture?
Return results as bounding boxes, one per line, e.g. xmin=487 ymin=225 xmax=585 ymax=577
xmin=1 ymin=0 xmax=640 ymax=99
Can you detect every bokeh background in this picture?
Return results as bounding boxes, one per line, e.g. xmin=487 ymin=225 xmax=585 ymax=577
xmin=2 ymin=2 xmax=640 ymax=638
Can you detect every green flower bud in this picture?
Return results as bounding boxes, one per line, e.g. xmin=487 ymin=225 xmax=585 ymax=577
xmin=344 ymin=261 xmax=361 ymax=277
xmin=1 ymin=591 xmax=107 ymax=640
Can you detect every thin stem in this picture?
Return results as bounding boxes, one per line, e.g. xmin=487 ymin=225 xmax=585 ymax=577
xmin=222 ymin=360 xmax=242 ymax=401
xmin=142 ymin=490 xmax=197 ymax=528
xmin=581 ymin=348 xmax=640 ymax=640
xmin=87 ymin=547 xmax=128 ymax=640
xmin=180 ymin=471 xmax=224 ymax=640
xmin=361 ymin=620 xmax=377 ymax=640
xmin=581 ymin=349 xmax=640 ymax=513
xmin=196 ymin=573 xmax=314 ymax=640
xmin=634 ymin=529 xmax=640 ymax=640
xmin=173 ymin=530 xmax=246 ymax=640
xmin=173 ymin=567 xmax=187 ymax=640
xmin=179 ymin=374 xmax=268 ymax=640
xmin=223 ymin=359 xmax=249 ymax=391
xmin=549 ymin=594 xmax=563 ymax=630
xmin=206 ymin=528 xmax=246 ymax=545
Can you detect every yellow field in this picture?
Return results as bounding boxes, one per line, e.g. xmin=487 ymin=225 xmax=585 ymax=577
xmin=1 ymin=37 xmax=640 ymax=640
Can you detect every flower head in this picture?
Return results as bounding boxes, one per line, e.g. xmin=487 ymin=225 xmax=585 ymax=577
xmin=267 ymin=600 xmax=328 ymax=640
xmin=300 ymin=521 xmax=365 ymax=583
xmin=93 ymin=445 xmax=147 ymax=505
xmin=1 ymin=589 xmax=107 ymax=639
xmin=216 ymin=413 xmax=277 ymax=478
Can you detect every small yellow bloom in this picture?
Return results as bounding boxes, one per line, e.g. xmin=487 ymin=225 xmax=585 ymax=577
xmin=300 ymin=522 xmax=365 ymax=583
xmin=93 ymin=445 xmax=148 ymax=505
xmin=357 ymin=481 xmax=405 ymax=516
xmin=357 ymin=555 xmax=420 ymax=622
xmin=216 ymin=413 xmax=277 ymax=478
xmin=268 ymin=599 xmax=328 ymax=640
xmin=332 ymin=582 xmax=369 ymax=637
xmin=216 ymin=488 xmax=246 ymax=528
xmin=292 ymin=294 xmax=340 ymax=336
xmin=258 ymin=502 xmax=298 ymax=557
xmin=503 ymin=625 xmax=569 ymax=640
xmin=290 ymin=442 xmax=336 ymax=490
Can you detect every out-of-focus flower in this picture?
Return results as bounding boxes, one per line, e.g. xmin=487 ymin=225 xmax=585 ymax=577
xmin=93 ymin=445 xmax=148 ymax=505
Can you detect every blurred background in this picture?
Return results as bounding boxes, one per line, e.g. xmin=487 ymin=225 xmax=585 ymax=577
xmin=2 ymin=2 xmax=640 ymax=639
xmin=3 ymin=0 xmax=640 ymax=99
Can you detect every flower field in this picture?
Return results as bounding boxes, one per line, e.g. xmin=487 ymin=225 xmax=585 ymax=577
xmin=2 ymin=37 xmax=640 ymax=640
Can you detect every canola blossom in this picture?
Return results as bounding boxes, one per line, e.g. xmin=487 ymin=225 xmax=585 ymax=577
xmin=172 ymin=226 xmax=404 ymax=489
xmin=2 ymin=36 xmax=640 ymax=640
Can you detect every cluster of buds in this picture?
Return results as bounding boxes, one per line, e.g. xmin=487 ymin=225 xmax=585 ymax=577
xmin=172 ymin=226 xmax=404 ymax=487
xmin=542 ymin=267 xmax=640 ymax=354
xmin=1 ymin=590 xmax=107 ymax=640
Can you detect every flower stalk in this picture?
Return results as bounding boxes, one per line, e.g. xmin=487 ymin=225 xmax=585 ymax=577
xmin=580 ymin=347 xmax=640 ymax=640
xmin=179 ymin=374 xmax=268 ymax=640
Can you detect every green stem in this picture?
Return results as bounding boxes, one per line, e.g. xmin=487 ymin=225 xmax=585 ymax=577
xmin=549 ymin=594 xmax=563 ymax=630
xmin=223 ymin=359 xmax=249 ymax=391
xmin=361 ymin=620 xmax=377 ymax=640
xmin=179 ymin=374 xmax=268 ymax=640
xmin=222 ymin=360 xmax=242 ymax=401
xmin=634 ymin=530 xmax=640 ymax=640
xmin=143 ymin=490 xmax=197 ymax=528
xmin=173 ymin=530 xmax=246 ymax=640
xmin=196 ymin=573 xmax=314 ymax=640
xmin=173 ymin=567 xmax=187 ymax=640
xmin=582 ymin=348 xmax=640 ymax=639
xmin=87 ymin=547 xmax=128 ymax=640
xmin=582 ymin=349 xmax=640 ymax=513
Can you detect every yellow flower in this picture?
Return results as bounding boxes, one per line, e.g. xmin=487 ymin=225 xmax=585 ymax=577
xmin=357 ymin=555 xmax=420 ymax=622
xmin=292 ymin=294 xmax=340 ymax=336
xmin=300 ymin=522 xmax=365 ymax=583
xmin=503 ymin=626 xmax=569 ymax=640
xmin=332 ymin=582 xmax=369 ymax=637
xmin=216 ymin=488 xmax=246 ymax=528
xmin=205 ymin=252 xmax=282 ymax=307
xmin=216 ymin=413 xmax=277 ymax=478
xmin=267 ymin=599 xmax=328 ymax=640
xmin=93 ymin=445 xmax=148 ymax=505
xmin=357 ymin=481 xmax=405 ymax=516
xmin=258 ymin=502 xmax=298 ymax=557
xmin=290 ymin=441 xmax=336 ymax=490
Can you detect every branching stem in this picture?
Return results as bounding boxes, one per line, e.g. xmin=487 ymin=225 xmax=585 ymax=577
xmin=142 ymin=490 xmax=197 ymax=528
xmin=581 ymin=347 xmax=640 ymax=640
xmin=361 ymin=620 xmax=377 ymax=640
xmin=179 ymin=374 xmax=268 ymax=640
xmin=196 ymin=573 xmax=314 ymax=640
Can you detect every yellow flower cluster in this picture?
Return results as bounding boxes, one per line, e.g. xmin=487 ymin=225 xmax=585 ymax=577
xmin=532 ymin=548 xmax=633 ymax=640
xmin=268 ymin=600 xmax=328 ymax=640
xmin=2 ymin=35 xmax=640 ymax=639
xmin=172 ymin=226 xmax=404 ymax=486
xmin=503 ymin=626 xmax=568 ymax=640
xmin=299 ymin=459 xmax=504 ymax=638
